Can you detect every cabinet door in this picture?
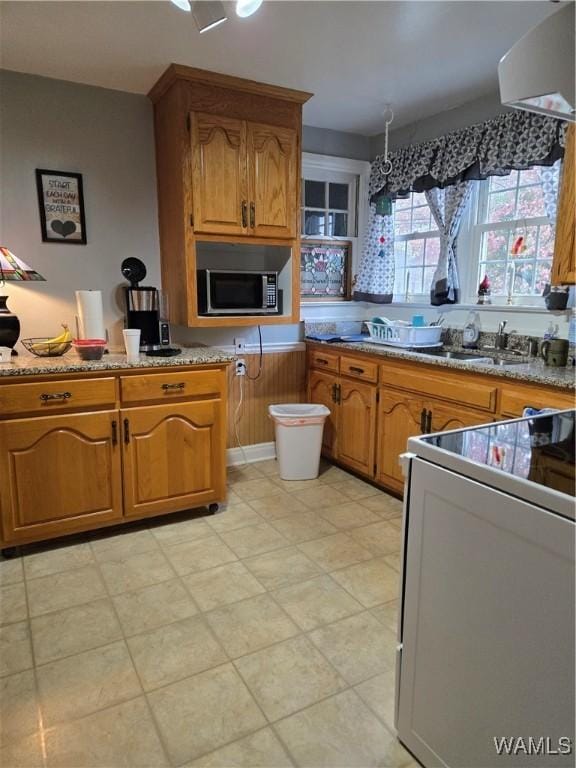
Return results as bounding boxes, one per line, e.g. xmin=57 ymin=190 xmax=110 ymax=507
xmin=338 ymin=378 xmax=377 ymax=477
xmin=191 ymin=112 xmax=248 ymax=236
xmin=0 ymin=411 xmax=122 ymax=544
xmin=122 ymin=400 xmax=225 ymax=518
xmin=308 ymin=370 xmax=338 ymax=458
xmin=376 ymin=390 xmax=423 ymax=493
xmin=248 ymin=122 xmax=297 ymax=239
xmin=551 ymin=123 xmax=575 ymax=285
xmin=429 ymin=401 xmax=492 ymax=433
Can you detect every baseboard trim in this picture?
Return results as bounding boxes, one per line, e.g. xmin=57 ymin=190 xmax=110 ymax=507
xmin=227 ymin=441 xmax=277 ymax=466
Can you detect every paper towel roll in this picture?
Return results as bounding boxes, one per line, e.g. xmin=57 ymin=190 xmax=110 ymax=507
xmin=75 ymin=290 xmax=106 ymax=340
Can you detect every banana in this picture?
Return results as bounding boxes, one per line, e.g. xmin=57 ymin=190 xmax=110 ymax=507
xmin=31 ymin=323 xmax=72 ymax=351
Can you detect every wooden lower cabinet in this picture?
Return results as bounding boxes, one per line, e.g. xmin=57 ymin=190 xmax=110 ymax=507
xmin=0 ymin=410 xmax=123 ymax=544
xmin=376 ymin=391 xmax=424 ymax=493
xmin=122 ymin=400 xmax=225 ymax=519
xmin=338 ymin=378 xmax=377 ymax=476
xmin=428 ymin=401 xmax=493 ymax=432
xmin=308 ymin=369 xmax=338 ymax=458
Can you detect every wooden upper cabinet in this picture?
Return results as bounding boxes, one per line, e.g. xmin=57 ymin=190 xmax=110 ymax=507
xmin=249 ymin=122 xmax=297 ymax=239
xmin=191 ymin=113 xmax=248 ymax=236
xmin=551 ymin=123 xmax=575 ymax=285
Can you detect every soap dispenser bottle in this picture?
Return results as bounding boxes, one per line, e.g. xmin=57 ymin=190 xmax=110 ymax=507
xmin=462 ymin=313 xmax=480 ymax=349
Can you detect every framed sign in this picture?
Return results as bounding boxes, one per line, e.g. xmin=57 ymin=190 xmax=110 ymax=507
xmin=36 ymin=169 xmax=87 ymax=244
xmin=300 ymin=240 xmax=352 ymax=300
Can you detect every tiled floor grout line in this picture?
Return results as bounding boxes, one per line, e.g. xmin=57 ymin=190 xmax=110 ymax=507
xmin=18 ymin=550 xmax=48 ymax=768
xmin=88 ymin=542 xmax=178 ymax=768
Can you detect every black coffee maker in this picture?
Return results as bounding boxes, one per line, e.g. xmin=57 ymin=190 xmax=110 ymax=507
xmin=121 ymin=258 xmax=178 ymax=355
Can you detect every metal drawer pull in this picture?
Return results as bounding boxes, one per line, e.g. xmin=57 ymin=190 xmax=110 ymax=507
xmin=123 ymin=418 xmax=130 ymax=444
xmin=161 ymin=382 xmax=186 ymax=391
xmin=241 ymin=200 xmax=248 ymax=228
xmin=111 ymin=420 xmax=118 ymax=446
xmin=40 ymin=391 xmax=71 ymax=402
xmin=316 ymin=358 xmax=329 ymax=365
xmin=425 ymin=410 xmax=432 ymax=433
xmin=250 ymin=201 xmax=255 ymax=229
xmin=349 ymin=366 xmax=365 ymax=374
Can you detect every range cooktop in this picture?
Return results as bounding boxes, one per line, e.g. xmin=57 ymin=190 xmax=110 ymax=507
xmin=421 ymin=410 xmax=575 ymax=497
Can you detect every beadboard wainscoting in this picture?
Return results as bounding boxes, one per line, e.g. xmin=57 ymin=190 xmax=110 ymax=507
xmin=227 ymin=349 xmax=307 ymax=451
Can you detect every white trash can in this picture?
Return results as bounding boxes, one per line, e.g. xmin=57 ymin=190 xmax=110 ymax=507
xmin=269 ymin=403 xmax=331 ymax=481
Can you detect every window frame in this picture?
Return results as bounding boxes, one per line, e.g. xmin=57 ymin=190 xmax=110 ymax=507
xmin=462 ymin=169 xmax=558 ymax=306
xmin=300 ymin=153 xmax=370 ymax=305
xmin=393 ymin=192 xmax=441 ymax=301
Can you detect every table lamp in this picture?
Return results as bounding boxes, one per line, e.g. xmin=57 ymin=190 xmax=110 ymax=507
xmin=0 ymin=247 xmax=45 ymax=355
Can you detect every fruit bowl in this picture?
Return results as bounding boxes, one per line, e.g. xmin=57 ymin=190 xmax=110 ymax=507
xmin=21 ymin=338 xmax=72 ymax=357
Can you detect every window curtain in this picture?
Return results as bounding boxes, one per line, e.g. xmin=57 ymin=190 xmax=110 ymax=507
xmin=353 ymin=203 xmax=395 ymax=304
xmin=425 ymin=181 xmax=473 ymax=305
xmin=370 ymin=111 xmax=566 ymax=202
xmin=537 ymin=164 xmax=561 ymax=221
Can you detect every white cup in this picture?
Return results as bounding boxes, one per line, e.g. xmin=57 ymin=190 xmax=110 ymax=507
xmin=122 ymin=329 xmax=141 ymax=361
xmin=0 ymin=347 xmax=12 ymax=364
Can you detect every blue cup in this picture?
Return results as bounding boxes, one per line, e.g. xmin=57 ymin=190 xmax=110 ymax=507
xmin=412 ymin=314 xmax=425 ymax=327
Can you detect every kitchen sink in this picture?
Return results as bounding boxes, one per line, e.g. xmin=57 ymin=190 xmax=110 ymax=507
xmin=416 ymin=349 xmax=529 ymax=366
xmin=415 ymin=350 xmax=491 ymax=361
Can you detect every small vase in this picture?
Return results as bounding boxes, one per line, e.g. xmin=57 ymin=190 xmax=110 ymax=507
xmin=0 ymin=296 xmax=20 ymax=352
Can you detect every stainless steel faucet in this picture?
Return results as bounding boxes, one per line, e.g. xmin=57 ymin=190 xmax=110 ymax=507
xmin=495 ymin=321 xmax=509 ymax=350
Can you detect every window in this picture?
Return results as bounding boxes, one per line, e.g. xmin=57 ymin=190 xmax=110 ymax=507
xmin=301 ymin=176 xmax=357 ymax=238
xmin=300 ymin=154 xmax=370 ymax=305
xmin=393 ymin=192 xmax=440 ymax=298
xmin=471 ymin=163 xmax=560 ymax=299
xmin=391 ymin=162 xmax=561 ymax=304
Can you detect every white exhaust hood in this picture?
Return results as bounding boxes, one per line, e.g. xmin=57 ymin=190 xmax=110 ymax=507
xmin=498 ymin=3 xmax=575 ymax=121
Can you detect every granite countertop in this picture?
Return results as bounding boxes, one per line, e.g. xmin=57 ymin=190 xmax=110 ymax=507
xmin=307 ymin=339 xmax=576 ymax=391
xmin=0 ymin=346 xmax=235 ymax=378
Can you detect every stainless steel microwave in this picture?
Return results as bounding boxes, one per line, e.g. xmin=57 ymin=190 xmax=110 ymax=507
xmin=197 ymin=270 xmax=280 ymax=315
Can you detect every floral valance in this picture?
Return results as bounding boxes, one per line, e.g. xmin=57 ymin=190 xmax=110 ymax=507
xmin=370 ymin=111 xmax=567 ymax=201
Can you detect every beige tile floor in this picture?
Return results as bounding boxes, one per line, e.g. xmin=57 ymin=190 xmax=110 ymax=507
xmin=0 ymin=459 xmax=418 ymax=768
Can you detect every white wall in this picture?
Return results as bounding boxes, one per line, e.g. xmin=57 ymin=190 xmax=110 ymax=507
xmin=0 ymin=70 xmax=161 ymax=349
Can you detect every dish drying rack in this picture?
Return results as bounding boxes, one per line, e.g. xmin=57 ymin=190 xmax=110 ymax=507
xmin=365 ymin=322 xmax=443 ymax=349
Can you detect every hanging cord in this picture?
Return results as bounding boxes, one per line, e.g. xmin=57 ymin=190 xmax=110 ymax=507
xmin=233 ymin=372 xmax=248 ymax=466
xmin=381 ymin=104 xmax=395 ymax=177
xmin=245 ymin=325 xmax=263 ymax=381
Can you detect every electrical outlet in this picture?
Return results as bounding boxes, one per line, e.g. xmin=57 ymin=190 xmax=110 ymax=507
xmin=235 ymin=359 xmax=246 ymax=376
xmin=234 ymin=337 xmax=246 ymax=355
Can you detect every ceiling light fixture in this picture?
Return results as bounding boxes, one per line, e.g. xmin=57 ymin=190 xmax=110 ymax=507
xmin=236 ymin=0 xmax=263 ymax=18
xmin=192 ymin=1 xmax=227 ymax=32
xmin=170 ymin=0 xmax=191 ymax=11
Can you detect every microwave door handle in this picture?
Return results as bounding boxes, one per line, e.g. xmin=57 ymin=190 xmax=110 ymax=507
xmin=262 ymin=275 xmax=267 ymax=309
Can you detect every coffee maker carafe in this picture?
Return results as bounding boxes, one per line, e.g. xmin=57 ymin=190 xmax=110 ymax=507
xmin=121 ymin=258 xmax=173 ymax=353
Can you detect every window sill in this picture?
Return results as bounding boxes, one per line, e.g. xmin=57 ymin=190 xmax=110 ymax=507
xmin=388 ymin=302 xmax=573 ymax=315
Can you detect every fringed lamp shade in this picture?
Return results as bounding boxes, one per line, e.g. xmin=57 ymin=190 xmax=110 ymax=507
xmin=0 ymin=247 xmax=45 ymax=282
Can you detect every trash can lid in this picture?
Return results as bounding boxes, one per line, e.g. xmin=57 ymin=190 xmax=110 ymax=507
xmin=269 ymin=404 xmax=330 ymax=418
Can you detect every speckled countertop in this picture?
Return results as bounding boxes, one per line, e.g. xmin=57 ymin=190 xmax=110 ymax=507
xmin=0 ymin=346 xmax=235 ymax=378
xmin=307 ymin=339 xmax=576 ymax=391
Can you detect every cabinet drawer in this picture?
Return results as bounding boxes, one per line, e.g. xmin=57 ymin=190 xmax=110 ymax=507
xmin=121 ymin=369 xmax=224 ymax=405
xmin=500 ymin=386 xmax=574 ymax=418
xmin=0 ymin=377 xmax=116 ymax=417
xmin=340 ymin=356 xmax=378 ymax=383
xmin=308 ymin=350 xmax=339 ymax=373
xmin=380 ymin=364 xmax=497 ymax=412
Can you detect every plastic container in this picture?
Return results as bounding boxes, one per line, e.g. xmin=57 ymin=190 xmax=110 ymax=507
xmin=268 ymin=404 xmax=330 ymax=480
xmin=73 ymin=339 xmax=106 ymax=361
xmin=366 ymin=321 xmax=443 ymax=348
